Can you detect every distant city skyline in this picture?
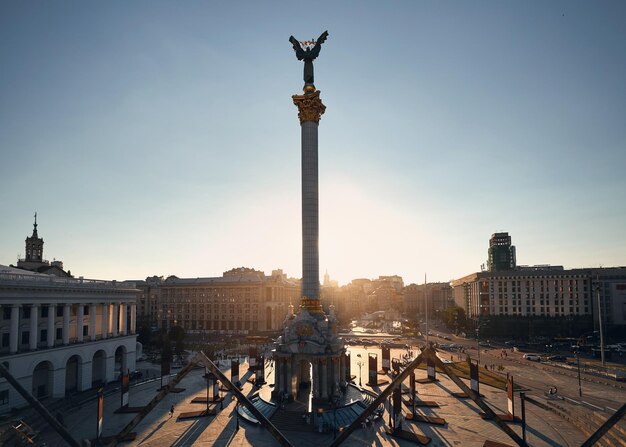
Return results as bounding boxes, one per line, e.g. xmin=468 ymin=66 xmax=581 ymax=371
xmin=1 ymin=2 xmax=625 ymax=285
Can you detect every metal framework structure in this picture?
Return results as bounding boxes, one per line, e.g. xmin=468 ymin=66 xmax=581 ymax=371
xmin=2 ymin=347 xmax=623 ymax=446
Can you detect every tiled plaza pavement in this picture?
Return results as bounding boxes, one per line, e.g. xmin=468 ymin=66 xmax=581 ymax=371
xmin=42 ymin=357 xmax=587 ymax=447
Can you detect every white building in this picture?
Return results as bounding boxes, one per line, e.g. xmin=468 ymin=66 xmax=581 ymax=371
xmin=0 ymin=265 xmax=137 ymax=413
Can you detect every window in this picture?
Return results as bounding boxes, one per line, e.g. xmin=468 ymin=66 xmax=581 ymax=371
xmin=40 ymin=329 xmax=47 ymax=343
xmin=84 ymin=306 xmax=89 ymax=315
xmin=2 ymin=308 xmax=10 ymax=320
xmin=21 ymin=331 xmax=29 ymax=345
xmin=41 ymin=307 xmax=48 ymax=318
xmin=1 ymin=333 xmax=9 ymax=347
xmin=56 ymin=328 xmax=62 ymax=340
xmin=57 ymin=307 xmax=63 ymax=317
xmin=23 ymin=307 xmax=31 ymax=319
xmin=83 ymin=326 xmax=88 ymax=336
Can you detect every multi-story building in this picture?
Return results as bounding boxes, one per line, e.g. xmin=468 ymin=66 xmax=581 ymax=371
xmin=0 ymin=265 xmax=137 ymax=413
xmin=404 ymin=282 xmax=453 ymax=316
xmin=487 ymin=232 xmax=516 ymax=272
xmin=139 ymin=267 xmax=300 ymax=334
xmin=451 ymin=267 xmax=626 ymax=329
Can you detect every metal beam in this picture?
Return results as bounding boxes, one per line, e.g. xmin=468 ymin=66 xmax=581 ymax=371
xmin=329 ymin=353 xmax=424 ymax=447
xmin=580 ymin=402 xmax=626 ymax=447
xmin=0 ymin=362 xmax=82 ymax=447
xmin=433 ymin=353 xmax=527 ymax=446
xmin=112 ymin=351 xmax=294 ymax=447
xmin=110 ymin=354 xmax=201 ymax=445
xmin=196 ymin=351 xmax=294 ymax=447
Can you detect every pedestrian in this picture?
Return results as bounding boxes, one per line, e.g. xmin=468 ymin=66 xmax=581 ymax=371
xmin=169 ymin=404 xmax=175 ymax=418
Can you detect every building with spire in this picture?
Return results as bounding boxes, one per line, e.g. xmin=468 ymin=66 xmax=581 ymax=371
xmin=14 ymin=214 xmax=71 ymax=277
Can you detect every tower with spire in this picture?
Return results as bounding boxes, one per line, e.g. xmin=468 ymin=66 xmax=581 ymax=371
xmin=24 ymin=212 xmax=44 ymax=262
xmin=15 ymin=214 xmax=71 ymax=277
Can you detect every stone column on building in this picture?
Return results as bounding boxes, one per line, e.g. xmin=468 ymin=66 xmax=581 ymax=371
xmin=102 ymin=303 xmax=109 ymax=339
xmin=62 ymin=304 xmax=70 ymax=345
xmin=120 ymin=302 xmax=127 ymax=336
xmin=29 ymin=304 xmax=39 ymax=350
xmin=47 ymin=304 xmax=56 ymax=348
xmin=9 ymin=304 xmax=20 ymax=353
xmin=112 ymin=303 xmax=119 ymax=337
xmin=292 ymin=89 xmax=325 ymax=313
xmin=77 ymin=304 xmax=84 ymax=343
xmin=90 ymin=304 xmax=97 ymax=340
xmin=130 ymin=303 xmax=137 ymax=334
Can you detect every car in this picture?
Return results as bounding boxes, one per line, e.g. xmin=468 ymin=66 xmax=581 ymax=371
xmin=547 ymin=355 xmax=567 ymax=362
xmin=523 ymin=354 xmax=541 ymax=361
xmin=444 ymin=336 xmax=452 ymax=341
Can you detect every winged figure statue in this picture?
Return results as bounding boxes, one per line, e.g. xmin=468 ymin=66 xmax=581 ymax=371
xmin=289 ymin=31 xmax=329 ymax=86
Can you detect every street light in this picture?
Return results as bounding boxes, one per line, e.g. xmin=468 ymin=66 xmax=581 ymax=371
xmin=356 ymin=354 xmax=363 ymax=387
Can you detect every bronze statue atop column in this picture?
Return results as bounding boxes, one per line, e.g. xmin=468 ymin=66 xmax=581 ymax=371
xmin=289 ymin=31 xmax=329 ymax=92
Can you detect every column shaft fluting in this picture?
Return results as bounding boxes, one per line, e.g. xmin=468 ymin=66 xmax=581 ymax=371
xmin=301 ymin=120 xmax=320 ymax=300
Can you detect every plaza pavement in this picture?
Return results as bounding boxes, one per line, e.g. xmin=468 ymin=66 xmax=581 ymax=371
xmin=40 ymin=350 xmax=590 ymax=447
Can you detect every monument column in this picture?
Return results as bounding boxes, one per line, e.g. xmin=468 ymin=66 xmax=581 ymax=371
xmin=293 ymin=89 xmax=325 ymax=312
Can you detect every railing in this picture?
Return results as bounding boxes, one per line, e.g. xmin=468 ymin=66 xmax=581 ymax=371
xmin=0 ymin=273 xmax=137 ymax=290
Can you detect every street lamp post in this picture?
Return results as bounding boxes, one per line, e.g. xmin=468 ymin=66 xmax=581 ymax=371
xmin=356 ymin=354 xmax=363 ymax=387
xmin=576 ymin=346 xmax=582 ymax=397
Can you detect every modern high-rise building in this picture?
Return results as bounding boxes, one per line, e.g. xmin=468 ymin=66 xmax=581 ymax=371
xmin=487 ymin=232 xmax=516 ymax=272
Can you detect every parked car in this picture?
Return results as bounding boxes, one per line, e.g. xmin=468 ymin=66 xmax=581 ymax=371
xmin=523 ymin=354 xmax=541 ymax=361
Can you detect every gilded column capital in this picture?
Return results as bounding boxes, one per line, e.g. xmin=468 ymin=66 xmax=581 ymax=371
xmin=292 ymin=90 xmax=326 ymax=124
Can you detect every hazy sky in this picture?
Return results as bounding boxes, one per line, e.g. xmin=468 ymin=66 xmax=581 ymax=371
xmin=1 ymin=1 xmax=625 ymax=286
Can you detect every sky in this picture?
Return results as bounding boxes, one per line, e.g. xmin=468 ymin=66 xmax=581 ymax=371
xmin=1 ymin=1 xmax=625 ymax=286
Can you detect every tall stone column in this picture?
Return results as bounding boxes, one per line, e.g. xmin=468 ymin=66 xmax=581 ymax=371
xmin=120 ymin=302 xmax=127 ymax=336
xmin=10 ymin=304 xmax=20 ymax=353
xmin=29 ymin=304 xmax=39 ymax=350
xmin=293 ymin=90 xmax=325 ymax=312
xmin=62 ymin=304 xmax=70 ymax=345
xmin=90 ymin=304 xmax=97 ymax=340
xmin=47 ymin=304 xmax=56 ymax=347
xmin=112 ymin=303 xmax=119 ymax=337
xmin=77 ymin=304 xmax=84 ymax=342
xmin=102 ymin=303 xmax=109 ymax=339
xmin=130 ymin=303 xmax=137 ymax=334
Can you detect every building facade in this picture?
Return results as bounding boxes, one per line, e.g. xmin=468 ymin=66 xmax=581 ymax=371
xmin=451 ymin=267 xmax=626 ymax=328
xmin=136 ymin=268 xmax=300 ymax=334
xmin=0 ymin=265 xmax=137 ymax=413
xmin=487 ymin=232 xmax=516 ymax=272
xmin=404 ymin=282 xmax=454 ymax=316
